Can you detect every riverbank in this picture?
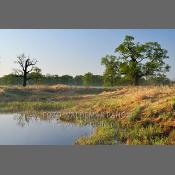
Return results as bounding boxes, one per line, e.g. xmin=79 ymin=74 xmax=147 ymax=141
xmin=1 ymin=85 xmax=175 ymax=145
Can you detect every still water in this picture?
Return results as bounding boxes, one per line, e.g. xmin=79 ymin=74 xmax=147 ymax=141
xmin=0 ymin=113 xmax=94 ymax=145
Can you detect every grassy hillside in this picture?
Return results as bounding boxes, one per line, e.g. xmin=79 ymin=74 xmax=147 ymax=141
xmin=1 ymin=85 xmax=175 ymax=145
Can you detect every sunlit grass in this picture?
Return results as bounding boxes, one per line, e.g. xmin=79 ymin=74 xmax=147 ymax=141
xmin=75 ymin=126 xmax=116 ymax=145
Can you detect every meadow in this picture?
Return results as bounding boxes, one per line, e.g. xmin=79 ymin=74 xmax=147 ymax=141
xmin=1 ymin=84 xmax=175 ymax=145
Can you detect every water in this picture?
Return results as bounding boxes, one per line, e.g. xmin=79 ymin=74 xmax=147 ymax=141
xmin=0 ymin=113 xmax=94 ymax=145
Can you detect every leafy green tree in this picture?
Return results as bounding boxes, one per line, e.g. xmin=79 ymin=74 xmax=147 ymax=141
xmin=83 ymin=72 xmax=94 ymax=86
xmin=145 ymin=75 xmax=170 ymax=85
xmin=60 ymin=75 xmax=74 ymax=85
xmin=115 ymin=35 xmax=170 ymax=85
xmin=101 ymin=55 xmax=120 ymax=86
xmin=42 ymin=74 xmax=61 ymax=84
xmin=0 ymin=74 xmax=22 ymax=85
xmin=74 ymin=75 xmax=83 ymax=85
xmin=29 ymin=67 xmax=43 ymax=84
xmin=92 ymin=75 xmax=103 ymax=86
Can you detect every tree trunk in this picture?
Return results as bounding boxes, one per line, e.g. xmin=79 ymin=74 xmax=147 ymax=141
xmin=23 ymin=72 xmax=27 ymax=87
xmin=133 ymin=76 xmax=139 ymax=86
xmin=111 ymin=77 xmax=114 ymax=86
xmin=111 ymin=80 xmax=114 ymax=87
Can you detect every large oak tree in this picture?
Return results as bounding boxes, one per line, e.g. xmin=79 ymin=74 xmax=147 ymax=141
xmin=102 ymin=35 xmax=170 ymax=85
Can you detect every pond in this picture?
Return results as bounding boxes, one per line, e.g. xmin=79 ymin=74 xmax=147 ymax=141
xmin=0 ymin=113 xmax=94 ymax=145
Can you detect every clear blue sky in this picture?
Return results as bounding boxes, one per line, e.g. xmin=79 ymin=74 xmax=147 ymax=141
xmin=0 ymin=29 xmax=175 ymax=79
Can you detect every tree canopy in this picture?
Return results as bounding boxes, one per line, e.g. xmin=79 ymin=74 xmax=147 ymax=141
xmin=101 ymin=55 xmax=120 ymax=86
xmin=102 ymin=35 xmax=170 ymax=85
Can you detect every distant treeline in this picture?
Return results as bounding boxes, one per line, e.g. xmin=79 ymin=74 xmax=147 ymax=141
xmin=0 ymin=73 xmax=103 ymax=86
xmin=0 ymin=72 xmax=172 ymax=86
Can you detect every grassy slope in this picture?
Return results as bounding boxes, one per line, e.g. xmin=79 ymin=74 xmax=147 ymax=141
xmin=73 ymin=86 xmax=175 ymax=144
xmin=1 ymin=85 xmax=175 ymax=145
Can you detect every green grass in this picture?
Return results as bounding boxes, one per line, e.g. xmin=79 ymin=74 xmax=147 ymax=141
xmin=116 ymin=121 xmax=170 ymax=145
xmin=59 ymin=113 xmax=117 ymax=145
xmin=0 ymin=85 xmax=107 ymax=112
xmin=75 ymin=126 xmax=116 ymax=145
xmin=0 ymin=101 xmax=74 ymax=112
xmin=128 ymin=106 xmax=141 ymax=122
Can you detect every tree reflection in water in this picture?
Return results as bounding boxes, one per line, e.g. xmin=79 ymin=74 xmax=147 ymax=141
xmin=13 ymin=112 xmax=58 ymax=127
xmin=14 ymin=113 xmax=39 ymax=127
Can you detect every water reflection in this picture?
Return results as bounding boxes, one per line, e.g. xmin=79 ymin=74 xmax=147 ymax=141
xmin=14 ymin=113 xmax=51 ymax=127
xmin=0 ymin=113 xmax=94 ymax=145
xmin=14 ymin=113 xmax=31 ymax=127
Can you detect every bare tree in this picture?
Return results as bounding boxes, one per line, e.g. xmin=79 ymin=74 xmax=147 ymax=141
xmin=14 ymin=54 xmax=38 ymax=86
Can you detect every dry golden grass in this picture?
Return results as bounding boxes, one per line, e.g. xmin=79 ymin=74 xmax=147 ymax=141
xmin=1 ymin=84 xmax=175 ymax=122
xmin=69 ymin=85 xmax=175 ymax=123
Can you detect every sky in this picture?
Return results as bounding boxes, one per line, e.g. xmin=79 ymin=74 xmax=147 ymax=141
xmin=0 ymin=29 xmax=175 ymax=79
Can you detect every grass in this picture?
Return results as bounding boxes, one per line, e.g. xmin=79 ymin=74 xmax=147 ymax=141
xmin=1 ymin=84 xmax=175 ymax=145
xmin=0 ymin=85 xmax=109 ymax=112
xmin=116 ymin=121 xmax=168 ymax=145
xmin=75 ymin=126 xmax=116 ymax=145
xmin=0 ymin=101 xmax=74 ymax=112
xmin=128 ymin=106 xmax=141 ymax=122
